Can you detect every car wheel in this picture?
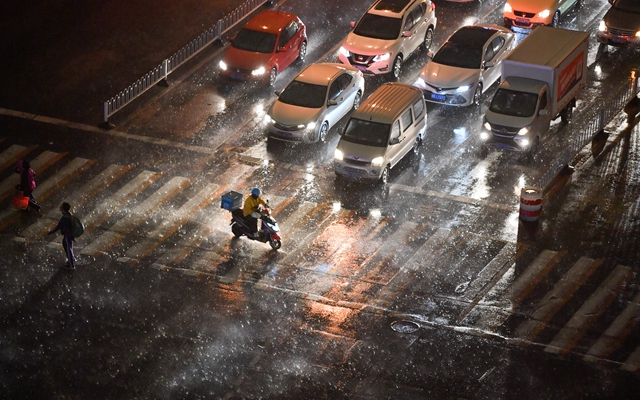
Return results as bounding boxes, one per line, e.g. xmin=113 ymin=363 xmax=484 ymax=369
xmin=391 ymin=56 xmax=402 ymax=80
xmin=422 ymin=27 xmax=434 ymax=52
xmin=411 ymin=138 xmax=420 ymax=156
xmin=528 ymin=137 xmax=540 ymax=157
xmin=353 ymin=91 xmax=362 ymax=110
xmin=473 ymin=83 xmax=483 ymax=106
xmin=318 ymin=122 xmax=329 ymax=142
xmin=298 ymin=41 xmax=307 ymax=62
xmin=561 ymin=105 xmax=573 ymax=123
xmin=379 ymin=165 xmax=390 ymax=185
xmin=552 ymin=11 xmax=560 ymax=27
xmin=268 ymin=67 xmax=277 ymax=86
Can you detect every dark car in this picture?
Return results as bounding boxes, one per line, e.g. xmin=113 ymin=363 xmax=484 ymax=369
xmin=597 ymin=0 xmax=640 ymax=49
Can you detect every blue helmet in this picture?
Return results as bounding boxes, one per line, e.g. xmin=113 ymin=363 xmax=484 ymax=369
xmin=251 ymin=188 xmax=261 ymax=196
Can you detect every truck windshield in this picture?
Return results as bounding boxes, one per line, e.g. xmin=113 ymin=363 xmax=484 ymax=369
xmin=489 ymin=89 xmax=538 ymax=117
xmin=342 ymin=118 xmax=390 ymax=147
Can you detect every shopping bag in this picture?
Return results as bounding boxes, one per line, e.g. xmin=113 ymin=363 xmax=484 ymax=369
xmin=13 ymin=192 xmax=29 ymax=210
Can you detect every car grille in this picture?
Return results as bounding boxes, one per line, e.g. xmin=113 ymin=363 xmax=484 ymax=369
xmin=425 ymin=84 xmax=459 ymax=92
xmin=609 ymin=27 xmax=635 ymax=37
xmin=490 ymin=124 xmax=519 ymax=138
xmin=350 ymin=53 xmax=373 ymax=65
xmin=345 ymin=158 xmax=371 ymax=167
xmin=514 ymin=10 xmax=535 ymax=18
xmin=273 ymin=122 xmax=299 ymax=131
xmin=343 ymin=166 xmax=367 ymax=174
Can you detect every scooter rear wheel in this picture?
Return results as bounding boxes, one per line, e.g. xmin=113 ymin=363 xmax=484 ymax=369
xmin=269 ymin=239 xmax=282 ymax=250
xmin=231 ymin=225 xmax=243 ymax=237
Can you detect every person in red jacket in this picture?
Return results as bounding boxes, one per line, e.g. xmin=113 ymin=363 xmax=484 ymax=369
xmin=15 ymin=160 xmax=40 ymax=211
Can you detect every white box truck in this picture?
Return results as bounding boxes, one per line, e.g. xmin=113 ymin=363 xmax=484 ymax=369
xmin=481 ymin=26 xmax=589 ymax=154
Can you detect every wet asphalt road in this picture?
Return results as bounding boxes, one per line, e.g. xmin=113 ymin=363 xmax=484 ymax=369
xmin=1 ymin=0 xmax=640 ymax=398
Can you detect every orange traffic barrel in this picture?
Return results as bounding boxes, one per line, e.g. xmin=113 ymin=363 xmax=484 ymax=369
xmin=520 ymin=186 xmax=542 ymax=222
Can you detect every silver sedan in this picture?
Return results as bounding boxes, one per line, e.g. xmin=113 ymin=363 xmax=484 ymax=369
xmin=414 ymin=24 xmax=515 ymax=106
xmin=265 ymin=63 xmax=365 ymax=143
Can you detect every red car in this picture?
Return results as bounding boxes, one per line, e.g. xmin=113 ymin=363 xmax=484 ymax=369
xmin=219 ymin=10 xmax=307 ymax=86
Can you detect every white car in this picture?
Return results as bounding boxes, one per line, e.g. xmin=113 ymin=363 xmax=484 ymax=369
xmin=503 ymin=0 xmax=581 ymax=30
xmin=414 ymin=24 xmax=515 ymax=106
xmin=265 ymin=63 xmax=365 ymax=143
xmin=338 ymin=0 xmax=437 ymax=79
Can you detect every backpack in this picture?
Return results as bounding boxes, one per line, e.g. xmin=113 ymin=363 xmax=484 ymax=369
xmin=70 ymin=215 xmax=85 ymax=238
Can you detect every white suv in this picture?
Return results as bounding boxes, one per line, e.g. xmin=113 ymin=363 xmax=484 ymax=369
xmin=338 ymin=0 xmax=437 ymax=79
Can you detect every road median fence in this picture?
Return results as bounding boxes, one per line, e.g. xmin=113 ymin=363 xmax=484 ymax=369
xmin=102 ymin=0 xmax=272 ymax=126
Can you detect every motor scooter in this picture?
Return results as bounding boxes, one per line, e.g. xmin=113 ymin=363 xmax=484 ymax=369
xmin=229 ymin=204 xmax=282 ymax=250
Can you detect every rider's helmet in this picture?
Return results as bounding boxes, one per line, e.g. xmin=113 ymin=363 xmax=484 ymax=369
xmin=251 ymin=188 xmax=261 ymax=198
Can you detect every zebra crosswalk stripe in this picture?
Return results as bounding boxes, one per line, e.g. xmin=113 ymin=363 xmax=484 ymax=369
xmin=0 ymin=150 xmax=66 ymax=201
xmin=0 ymin=157 xmax=95 ymax=231
xmin=80 ymin=176 xmax=192 ymax=257
xmin=514 ymin=257 xmax=602 ymax=344
xmin=0 ymin=144 xmax=34 ymax=172
xmin=584 ymin=290 xmax=640 ymax=363
xmin=544 ymin=265 xmax=633 ymax=356
xmin=123 ymin=183 xmax=221 ymax=262
xmin=19 ymin=164 xmax=132 ymax=241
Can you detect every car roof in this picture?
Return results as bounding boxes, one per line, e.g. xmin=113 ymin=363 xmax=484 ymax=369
xmin=352 ymin=82 xmax=422 ymax=124
xmin=447 ymin=25 xmax=500 ymax=48
xmin=294 ymin=63 xmax=354 ymax=85
xmin=245 ymin=10 xmax=298 ymax=34
xmin=368 ymin=0 xmax=417 ymax=18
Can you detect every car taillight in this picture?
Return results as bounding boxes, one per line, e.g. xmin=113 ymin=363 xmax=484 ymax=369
xmin=358 ymin=71 xmax=363 ymax=78
xmin=430 ymin=2 xmax=435 ymax=12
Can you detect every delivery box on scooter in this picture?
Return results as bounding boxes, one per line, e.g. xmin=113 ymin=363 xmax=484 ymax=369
xmin=221 ymin=191 xmax=243 ymax=211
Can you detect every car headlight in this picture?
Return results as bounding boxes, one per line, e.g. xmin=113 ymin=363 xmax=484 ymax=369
xmin=483 ymin=121 xmax=492 ymax=131
xmin=264 ymin=114 xmax=273 ymax=124
xmin=251 ymin=66 xmax=266 ymax=76
xmin=371 ymin=156 xmax=384 ymax=167
xmin=517 ymin=127 xmax=529 ymax=136
xmin=307 ymin=122 xmax=316 ymax=130
xmin=456 ymin=85 xmax=471 ymax=93
xmin=338 ymin=46 xmax=350 ymax=57
xmin=538 ymin=9 xmax=550 ymax=19
xmin=415 ymin=77 xmax=426 ymax=88
xmin=373 ymin=53 xmax=391 ymax=62
xmin=219 ymin=60 xmax=227 ymax=71
xmin=480 ymin=131 xmax=490 ymax=141
xmin=598 ymin=20 xmax=607 ymax=32
xmin=334 ymin=149 xmax=344 ymax=161
xmin=504 ymin=2 xmax=512 ymax=13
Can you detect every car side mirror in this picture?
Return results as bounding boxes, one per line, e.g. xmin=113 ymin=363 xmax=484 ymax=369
xmin=484 ymin=62 xmax=494 ymax=70
xmin=538 ymin=109 xmax=549 ymax=116
xmin=608 ymin=0 xmax=613 ymax=4
xmin=389 ymin=137 xmax=400 ymax=145
xmin=328 ymin=99 xmax=338 ymax=106
xmin=350 ymin=21 xmax=356 ymax=29
xmin=275 ymin=90 xmax=282 ymax=97
xmin=402 ymin=30 xmax=413 ymax=38
xmin=427 ymin=51 xmax=434 ymax=59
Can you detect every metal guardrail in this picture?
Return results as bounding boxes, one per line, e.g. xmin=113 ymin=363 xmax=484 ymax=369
xmin=536 ymin=76 xmax=639 ymax=192
xmin=102 ymin=0 xmax=271 ymax=125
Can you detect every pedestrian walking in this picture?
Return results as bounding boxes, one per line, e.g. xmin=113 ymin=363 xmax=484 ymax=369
xmin=48 ymin=202 xmax=76 ymax=269
xmin=15 ymin=160 xmax=40 ymax=211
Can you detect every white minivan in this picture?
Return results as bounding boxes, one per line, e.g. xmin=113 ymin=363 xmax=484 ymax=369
xmin=334 ymin=82 xmax=427 ymax=184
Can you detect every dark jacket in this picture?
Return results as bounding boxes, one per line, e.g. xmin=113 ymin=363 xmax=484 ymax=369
xmin=49 ymin=212 xmax=74 ymax=242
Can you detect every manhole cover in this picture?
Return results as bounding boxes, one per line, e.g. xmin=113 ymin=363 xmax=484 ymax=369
xmin=391 ymin=320 xmax=420 ymax=334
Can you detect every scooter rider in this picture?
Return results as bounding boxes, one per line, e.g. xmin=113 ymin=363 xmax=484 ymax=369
xmin=243 ymin=188 xmax=267 ymax=239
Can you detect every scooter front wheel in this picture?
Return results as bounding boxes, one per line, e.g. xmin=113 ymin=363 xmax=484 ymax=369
xmin=269 ymin=239 xmax=282 ymax=250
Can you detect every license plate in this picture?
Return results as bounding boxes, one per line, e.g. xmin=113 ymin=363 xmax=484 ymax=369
xmin=276 ymin=131 xmax=292 ymax=138
xmin=611 ymin=36 xmax=627 ymax=43
xmin=494 ymin=143 xmax=512 ymax=150
xmin=515 ymin=17 xmax=530 ymax=25
xmin=430 ymin=93 xmax=446 ymax=101
xmin=354 ymin=65 xmax=367 ymax=72
xmin=231 ymin=73 xmax=246 ymax=81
